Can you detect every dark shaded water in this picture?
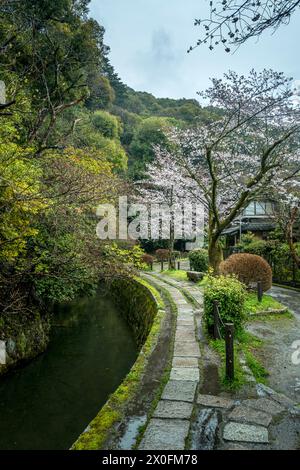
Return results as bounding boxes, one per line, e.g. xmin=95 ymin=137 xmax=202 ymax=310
xmin=0 ymin=292 xmax=138 ymax=450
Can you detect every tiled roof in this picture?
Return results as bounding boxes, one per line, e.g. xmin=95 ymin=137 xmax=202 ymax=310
xmin=222 ymin=221 xmax=276 ymax=236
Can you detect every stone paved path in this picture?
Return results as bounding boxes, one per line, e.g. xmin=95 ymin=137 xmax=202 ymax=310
xmin=138 ymin=273 xmax=300 ymax=450
xmin=139 ymin=273 xmax=202 ymax=450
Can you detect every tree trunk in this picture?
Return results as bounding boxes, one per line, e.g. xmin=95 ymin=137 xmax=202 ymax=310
xmin=208 ymin=237 xmax=223 ymax=274
xmin=286 ymin=207 xmax=300 ymax=268
xmin=168 ymin=223 xmax=176 ymax=269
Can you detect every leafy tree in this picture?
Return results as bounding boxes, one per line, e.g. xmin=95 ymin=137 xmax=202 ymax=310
xmin=92 ymin=110 xmax=122 ymax=139
xmin=129 ymin=116 xmax=178 ymax=178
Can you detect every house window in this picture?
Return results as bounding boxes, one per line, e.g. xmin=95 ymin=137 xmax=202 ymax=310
xmin=243 ymin=201 xmax=274 ymax=216
xmin=244 ymin=202 xmax=256 ymax=216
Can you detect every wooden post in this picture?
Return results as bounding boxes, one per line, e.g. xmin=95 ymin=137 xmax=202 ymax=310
xmin=292 ymin=259 xmax=296 ymax=284
xmin=177 ymin=261 xmax=180 ymax=270
xmin=213 ymin=300 xmax=221 ymax=340
xmin=257 ymin=281 xmax=263 ymax=302
xmin=161 ymin=261 xmax=164 ymax=272
xmin=225 ymin=323 xmax=234 ymax=381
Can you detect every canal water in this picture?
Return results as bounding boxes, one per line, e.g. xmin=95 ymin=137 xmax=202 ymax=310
xmin=0 ymin=291 xmax=138 ymax=450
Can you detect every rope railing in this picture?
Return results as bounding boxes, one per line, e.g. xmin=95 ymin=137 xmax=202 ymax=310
xmin=213 ymin=300 xmax=234 ymax=381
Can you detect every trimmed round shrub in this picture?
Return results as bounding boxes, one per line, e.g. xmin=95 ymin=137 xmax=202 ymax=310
xmin=141 ymin=254 xmax=154 ymax=266
xmin=204 ymin=275 xmax=246 ymax=336
xmin=155 ymin=249 xmax=170 ymax=261
xmin=189 ymin=249 xmax=209 ymax=272
xmin=220 ymin=253 xmax=272 ymax=292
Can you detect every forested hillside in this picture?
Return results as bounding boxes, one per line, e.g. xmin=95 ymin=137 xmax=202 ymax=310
xmin=0 ymin=0 xmax=213 ymax=345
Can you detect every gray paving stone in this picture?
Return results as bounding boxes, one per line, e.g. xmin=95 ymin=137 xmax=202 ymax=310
xmin=228 ymin=405 xmax=272 ymax=427
xmin=174 ymin=341 xmax=200 ymax=357
xmin=177 ymin=318 xmax=194 ymax=326
xmin=256 ymin=383 xmax=295 ymax=408
xmin=223 ymin=422 xmax=269 ymax=443
xmin=177 ymin=308 xmax=194 ymax=315
xmin=162 ymin=380 xmax=197 ymax=402
xmin=175 ymin=329 xmax=196 ymax=342
xmin=153 ymin=400 xmax=193 ymax=419
xmin=197 ymin=394 xmax=235 ymax=410
xmin=172 ymin=357 xmax=199 ymax=368
xmin=139 ymin=418 xmax=190 ymax=450
xmin=170 ymin=367 xmax=199 ymax=381
xmin=244 ymin=398 xmax=285 ymax=416
xmin=177 ymin=315 xmax=194 ymax=323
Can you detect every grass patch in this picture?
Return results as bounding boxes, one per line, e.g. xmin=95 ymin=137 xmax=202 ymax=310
xmin=244 ymin=350 xmax=268 ymax=383
xmin=162 ymin=269 xmax=187 ymax=281
xmin=245 ymin=292 xmax=288 ymax=315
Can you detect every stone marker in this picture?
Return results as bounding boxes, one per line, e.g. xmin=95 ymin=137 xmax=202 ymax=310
xmin=223 ymin=422 xmax=269 ymax=443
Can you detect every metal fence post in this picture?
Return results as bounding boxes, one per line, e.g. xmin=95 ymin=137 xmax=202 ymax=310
xmin=161 ymin=261 xmax=164 ymax=272
xmin=225 ymin=323 xmax=234 ymax=381
xmin=177 ymin=261 xmax=180 ymax=270
xmin=150 ymin=262 xmax=153 ymax=271
xmin=257 ymin=281 xmax=263 ymax=302
xmin=213 ymin=300 xmax=221 ymax=340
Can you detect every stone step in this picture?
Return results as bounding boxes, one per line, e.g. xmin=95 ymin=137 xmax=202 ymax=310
xmin=139 ymin=418 xmax=190 ymax=450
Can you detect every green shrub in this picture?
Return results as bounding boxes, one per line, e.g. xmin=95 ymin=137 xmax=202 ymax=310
xmin=189 ymin=249 xmax=209 ymax=272
xmin=204 ymin=275 xmax=246 ymax=336
xmin=220 ymin=253 xmax=272 ymax=292
xmin=242 ymin=240 xmax=268 ymax=257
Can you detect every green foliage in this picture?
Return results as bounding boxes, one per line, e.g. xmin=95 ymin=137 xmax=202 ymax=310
xmin=204 ymin=275 xmax=246 ymax=336
xmin=128 ymin=117 xmax=177 ymax=178
xmin=86 ymin=75 xmax=115 ymax=110
xmin=189 ymin=249 xmax=209 ymax=272
xmin=92 ymin=111 xmax=122 ymax=139
xmin=0 ymin=0 xmax=219 ymax=329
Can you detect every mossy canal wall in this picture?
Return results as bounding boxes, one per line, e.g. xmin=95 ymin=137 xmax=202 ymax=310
xmin=71 ymin=276 xmax=168 ymax=450
xmin=0 ymin=310 xmax=50 ymax=376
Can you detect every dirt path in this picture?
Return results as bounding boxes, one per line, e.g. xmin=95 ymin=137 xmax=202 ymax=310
xmin=246 ymin=286 xmax=300 ymax=402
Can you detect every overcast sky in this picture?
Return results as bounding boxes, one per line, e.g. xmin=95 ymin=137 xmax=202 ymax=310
xmin=89 ymin=0 xmax=300 ymax=100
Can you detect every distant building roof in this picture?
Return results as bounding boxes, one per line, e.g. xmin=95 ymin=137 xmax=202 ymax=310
xmin=222 ymin=221 xmax=277 ymax=236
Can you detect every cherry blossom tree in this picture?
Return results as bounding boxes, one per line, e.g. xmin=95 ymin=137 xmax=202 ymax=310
xmin=189 ymin=0 xmax=300 ymax=53
xmin=272 ymin=180 xmax=300 ymax=267
xmin=136 ymin=148 xmax=205 ymax=267
xmin=145 ymin=70 xmax=300 ymax=273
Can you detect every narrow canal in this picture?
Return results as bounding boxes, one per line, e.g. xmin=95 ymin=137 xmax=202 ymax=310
xmin=0 ymin=291 xmax=138 ymax=450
